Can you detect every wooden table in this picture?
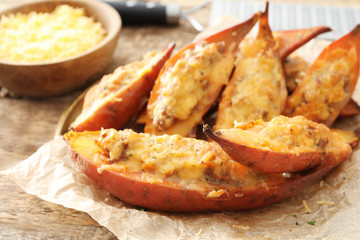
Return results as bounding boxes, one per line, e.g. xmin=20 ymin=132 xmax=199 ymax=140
xmin=0 ymin=0 xmax=359 ymax=239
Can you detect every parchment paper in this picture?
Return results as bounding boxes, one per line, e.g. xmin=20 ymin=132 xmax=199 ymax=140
xmin=2 ymin=16 xmax=360 ymax=240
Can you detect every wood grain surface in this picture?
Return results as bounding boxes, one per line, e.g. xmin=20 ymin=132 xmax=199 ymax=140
xmin=0 ymin=0 xmax=359 ymax=239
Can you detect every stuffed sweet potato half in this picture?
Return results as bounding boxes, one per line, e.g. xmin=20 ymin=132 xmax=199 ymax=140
xmin=64 ymin=128 xmax=343 ymax=212
xmin=70 ymin=43 xmax=175 ymax=132
xmin=205 ymin=115 xmax=355 ymax=173
xmin=283 ymin=24 xmax=360 ymax=126
xmin=144 ymin=12 xmax=260 ymax=137
xmin=215 ymin=4 xmax=287 ymax=130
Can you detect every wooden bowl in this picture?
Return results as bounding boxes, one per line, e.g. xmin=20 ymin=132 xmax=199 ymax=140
xmin=0 ymin=0 xmax=121 ymax=98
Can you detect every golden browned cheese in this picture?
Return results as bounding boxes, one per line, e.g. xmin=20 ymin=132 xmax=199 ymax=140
xmin=217 ymin=115 xmax=348 ymax=154
xmin=285 ymin=48 xmax=357 ymax=124
xmin=215 ymin=37 xmax=287 ymax=130
xmin=94 ymin=128 xmax=252 ymax=188
xmin=283 ymin=55 xmax=310 ymax=92
xmin=147 ymin=41 xmax=234 ymax=132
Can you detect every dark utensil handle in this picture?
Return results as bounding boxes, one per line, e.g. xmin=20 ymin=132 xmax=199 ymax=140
xmin=104 ymin=1 xmax=178 ymax=25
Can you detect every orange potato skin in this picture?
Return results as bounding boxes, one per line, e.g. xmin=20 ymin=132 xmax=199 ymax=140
xmin=275 ymin=26 xmax=331 ymax=61
xmin=203 ymin=125 xmax=352 ymax=174
xmin=339 ymin=99 xmax=360 ymax=118
xmin=70 ymin=42 xmax=175 ymax=132
xmin=144 ymin=13 xmax=260 ymax=137
xmin=64 ymin=131 xmax=335 ymax=212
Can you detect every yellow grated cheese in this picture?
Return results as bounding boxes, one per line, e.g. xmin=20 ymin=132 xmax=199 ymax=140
xmin=317 ymin=201 xmax=335 ymax=206
xmin=206 ymin=189 xmax=225 ymax=198
xmin=302 ymin=200 xmax=311 ymax=213
xmin=0 ymin=4 xmax=106 ymax=62
xmin=195 ymin=229 xmax=203 ymax=236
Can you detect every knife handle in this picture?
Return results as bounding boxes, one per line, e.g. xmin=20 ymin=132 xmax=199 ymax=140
xmin=104 ymin=1 xmax=181 ymax=25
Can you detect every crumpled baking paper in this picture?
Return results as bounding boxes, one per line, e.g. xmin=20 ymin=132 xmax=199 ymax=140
xmin=2 ymin=16 xmax=360 ymax=240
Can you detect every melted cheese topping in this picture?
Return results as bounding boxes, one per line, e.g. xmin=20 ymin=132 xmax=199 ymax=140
xmin=283 ymin=55 xmax=310 ymax=92
xmin=95 ymin=128 xmax=250 ymax=187
xmin=286 ymin=48 xmax=357 ymax=123
xmin=216 ymin=37 xmax=287 ymax=129
xmin=219 ymin=115 xmax=340 ymax=153
xmin=149 ymin=41 xmax=232 ymax=131
xmin=0 ymin=5 xmax=106 ymax=62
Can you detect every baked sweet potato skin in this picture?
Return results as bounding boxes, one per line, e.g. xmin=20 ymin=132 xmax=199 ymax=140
xmin=274 ymin=26 xmax=331 ymax=61
xmin=144 ymin=13 xmax=260 ymax=137
xmin=64 ymin=130 xmax=336 ymax=212
xmin=339 ymin=99 xmax=360 ymax=118
xmin=70 ymin=42 xmax=175 ymax=132
xmin=283 ymin=25 xmax=360 ymax=126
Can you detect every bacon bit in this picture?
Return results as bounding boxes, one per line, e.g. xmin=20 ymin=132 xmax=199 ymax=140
xmin=317 ymin=200 xmax=335 ymax=206
xmin=302 ymin=200 xmax=311 ymax=213
xmin=206 ymin=189 xmax=225 ymax=198
xmin=94 ymin=140 xmax=110 ymax=158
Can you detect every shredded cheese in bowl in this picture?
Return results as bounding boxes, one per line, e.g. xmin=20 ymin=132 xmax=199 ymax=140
xmin=0 ymin=4 xmax=106 ymax=63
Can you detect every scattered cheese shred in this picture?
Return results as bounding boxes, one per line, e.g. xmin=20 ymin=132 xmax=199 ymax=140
xmin=195 ymin=229 xmax=203 ymax=236
xmin=302 ymin=200 xmax=311 ymax=213
xmin=317 ymin=200 xmax=335 ymax=206
xmin=0 ymin=4 xmax=106 ymax=62
xmin=206 ymin=189 xmax=225 ymax=198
